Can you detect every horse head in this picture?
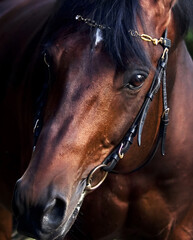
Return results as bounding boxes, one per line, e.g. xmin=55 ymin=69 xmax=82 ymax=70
xmin=12 ymin=0 xmax=188 ymax=239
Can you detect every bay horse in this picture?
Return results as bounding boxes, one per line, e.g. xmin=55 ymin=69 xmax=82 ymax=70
xmin=0 ymin=0 xmax=193 ymax=239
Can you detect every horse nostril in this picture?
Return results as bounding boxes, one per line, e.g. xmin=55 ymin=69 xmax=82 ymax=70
xmin=42 ymin=198 xmax=66 ymax=229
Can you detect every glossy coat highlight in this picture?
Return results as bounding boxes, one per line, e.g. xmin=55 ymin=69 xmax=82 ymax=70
xmin=0 ymin=0 xmax=193 ymax=239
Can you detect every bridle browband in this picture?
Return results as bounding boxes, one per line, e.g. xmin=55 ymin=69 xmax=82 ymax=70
xmin=33 ymin=15 xmax=171 ymax=193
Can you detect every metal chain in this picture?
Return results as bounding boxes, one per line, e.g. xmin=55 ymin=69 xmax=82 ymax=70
xmin=128 ymin=30 xmax=164 ymax=46
xmin=75 ymin=15 xmax=164 ymax=46
xmin=75 ymin=15 xmax=110 ymax=30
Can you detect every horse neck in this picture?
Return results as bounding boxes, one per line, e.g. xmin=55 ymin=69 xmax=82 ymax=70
xmin=166 ymin=39 xmax=193 ymax=153
xmin=168 ymin=40 xmax=193 ymax=105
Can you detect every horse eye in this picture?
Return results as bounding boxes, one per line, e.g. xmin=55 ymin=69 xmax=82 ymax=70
xmin=125 ymin=73 xmax=147 ymax=90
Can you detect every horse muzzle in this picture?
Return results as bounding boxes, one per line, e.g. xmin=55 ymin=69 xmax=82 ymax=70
xmin=12 ymin=178 xmax=86 ymax=240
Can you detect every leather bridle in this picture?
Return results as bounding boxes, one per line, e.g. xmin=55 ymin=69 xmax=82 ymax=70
xmin=33 ymin=16 xmax=171 ymax=193
xmin=79 ymin=18 xmax=171 ymax=191
xmin=103 ymin=31 xmax=171 ymax=173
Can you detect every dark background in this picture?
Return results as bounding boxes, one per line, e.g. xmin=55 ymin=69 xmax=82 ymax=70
xmin=186 ymin=28 xmax=193 ymax=58
xmin=186 ymin=18 xmax=193 ymax=58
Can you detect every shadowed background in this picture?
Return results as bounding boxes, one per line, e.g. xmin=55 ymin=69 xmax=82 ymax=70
xmin=186 ymin=20 xmax=193 ymax=57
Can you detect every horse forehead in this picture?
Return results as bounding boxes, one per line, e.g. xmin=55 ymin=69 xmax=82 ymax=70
xmin=45 ymin=35 xmax=115 ymax=103
xmin=94 ymin=28 xmax=103 ymax=46
xmin=44 ymin=32 xmax=92 ymax=70
xmin=49 ymin=32 xmax=90 ymax=56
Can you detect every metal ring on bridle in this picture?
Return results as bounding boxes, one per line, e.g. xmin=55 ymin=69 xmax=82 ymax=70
xmin=118 ymin=143 xmax=125 ymax=159
xmin=44 ymin=52 xmax=50 ymax=68
xmin=161 ymin=48 xmax=169 ymax=60
xmin=86 ymin=164 xmax=108 ymax=191
xmin=162 ymin=107 xmax=170 ymax=118
xmin=33 ymin=119 xmax=39 ymax=133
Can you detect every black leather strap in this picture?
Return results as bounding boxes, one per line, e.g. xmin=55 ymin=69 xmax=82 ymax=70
xmin=103 ymin=30 xmax=170 ymax=173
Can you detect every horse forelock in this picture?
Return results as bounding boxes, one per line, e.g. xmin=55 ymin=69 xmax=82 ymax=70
xmin=42 ymin=0 xmax=192 ymax=70
xmin=42 ymin=0 xmax=150 ymax=70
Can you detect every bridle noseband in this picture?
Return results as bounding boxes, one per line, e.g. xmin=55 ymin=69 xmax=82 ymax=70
xmin=33 ymin=15 xmax=171 ymax=193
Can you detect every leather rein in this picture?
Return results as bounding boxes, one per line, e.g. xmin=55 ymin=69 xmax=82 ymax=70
xmin=33 ymin=15 xmax=171 ymax=193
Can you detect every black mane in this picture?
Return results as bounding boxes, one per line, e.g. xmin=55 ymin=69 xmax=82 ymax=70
xmin=43 ymin=0 xmax=193 ymax=69
xmin=173 ymin=0 xmax=193 ymax=37
xmin=44 ymin=0 xmax=148 ymax=69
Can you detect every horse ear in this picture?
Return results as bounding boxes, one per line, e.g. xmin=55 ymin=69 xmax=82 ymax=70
xmin=141 ymin=0 xmax=177 ymax=13
xmin=159 ymin=0 xmax=177 ymax=10
xmin=140 ymin=0 xmax=177 ymax=30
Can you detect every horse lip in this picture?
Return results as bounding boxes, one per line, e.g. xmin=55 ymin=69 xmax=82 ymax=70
xmin=16 ymin=197 xmax=85 ymax=240
xmin=16 ymin=179 xmax=87 ymax=240
xmin=17 ymin=219 xmax=64 ymax=240
xmin=17 ymin=219 xmax=41 ymax=240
